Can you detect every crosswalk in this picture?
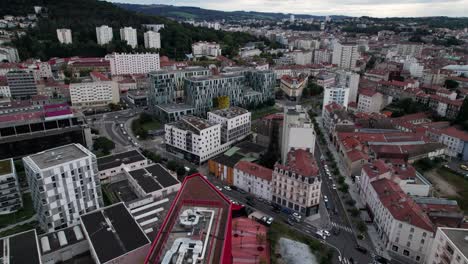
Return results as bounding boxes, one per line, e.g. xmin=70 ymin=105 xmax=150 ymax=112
xmin=330 ymin=221 xmax=353 ymax=233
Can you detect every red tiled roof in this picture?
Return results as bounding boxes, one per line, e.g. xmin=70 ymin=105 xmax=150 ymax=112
xmin=441 ymin=126 xmax=468 ymax=141
xmin=324 ymin=102 xmax=343 ymax=113
xmin=276 ymin=149 xmax=319 ymax=177
xmin=235 ymin=161 xmax=273 ymax=181
xmin=362 ymin=160 xmax=390 ymax=179
xmin=90 ymin=71 xmax=110 ymax=81
xmin=346 ymin=149 xmax=368 ymax=162
xmin=359 ymin=88 xmax=378 ymax=97
xmin=371 ymin=179 xmax=434 ymax=232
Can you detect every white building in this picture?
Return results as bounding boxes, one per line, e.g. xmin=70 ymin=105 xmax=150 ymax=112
xmin=281 ymin=105 xmax=316 ymax=163
xmin=143 ymin=24 xmax=165 ymax=32
xmin=332 ymin=42 xmax=359 ymax=70
xmin=362 ymin=177 xmax=434 ymax=263
xmin=97 ymin=150 xmax=148 ymax=183
xmin=397 ymin=43 xmax=423 ymax=58
xmin=272 ymin=149 xmax=322 ymax=216
xmin=69 ymin=73 xmax=119 ymax=107
xmin=291 ymin=50 xmax=313 ymax=65
xmin=357 ymin=89 xmax=385 ymax=113
xmin=56 ymin=28 xmax=72 ymax=44
xmin=126 ymin=164 xmax=181 ymax=199
xmin=234 ymin=161 xmax=272 ymax=201
xmin=290 ymin=14 xmax=295 ymax=23
xmin=207 ymin=107 xmax=251 ymax=144
xmin=0 ymin=158 xmax=22 ymax=214
xmin=336 ymin=70 xmax=360 ymax=103
xmin=106 ymin=53 xmax=160 ymax=75
xmin=192 ymin=41 xmax=221 ymax=58
xmin=120 ymin=27 xmax=138 ymax=48
xmin=322 ymin=86 xmax=350 ymax=115
xmin=23 ymin=144 xmax=104 ymax=232
xmin=96 ymin=25 xmax=113 ymax=45
xmin=403 ymin=58 xmax=424 ymax=78
xmin=144 ymin=31 xmax=161 ymax=49
xmin=313 ymin=49 xmax=332 ymax=64
xmin=0 ymin=81 xmax=10 ymax=97
xmin=0 ymin=46 xmax=19 ymax=62
xmin=426 ymin=227 xmax=468 ymax=264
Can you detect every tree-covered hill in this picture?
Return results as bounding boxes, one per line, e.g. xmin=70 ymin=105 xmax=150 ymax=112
xmin=0 ymin=0 xmax=259 ymax=60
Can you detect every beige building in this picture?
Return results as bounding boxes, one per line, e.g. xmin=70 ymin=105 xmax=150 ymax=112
xmin=425 ymin=227 xmax=468 ymax=264
xmin=272 ymin=149 xmax=321 ymax=216
xmin=279 ymin=75 xmax=308 ymax=100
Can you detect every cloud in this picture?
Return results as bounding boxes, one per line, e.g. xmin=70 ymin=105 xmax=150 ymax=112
xmin=107 ymin=0 xmax=468 ymax=17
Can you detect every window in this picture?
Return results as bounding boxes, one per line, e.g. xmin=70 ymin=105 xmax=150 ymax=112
xmin=403 ymin=250 xmax=409 ymax=256
xmin=416 ymin=256 xmax=420 ymax=261
xmin=392 ymin=245 xmax=399 ymax=252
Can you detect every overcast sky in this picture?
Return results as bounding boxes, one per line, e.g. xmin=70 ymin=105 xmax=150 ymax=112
xmin=108 ymin=0 xmax=468 ymax=17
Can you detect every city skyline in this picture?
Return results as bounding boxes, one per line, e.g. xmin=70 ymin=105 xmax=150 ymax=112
xmin=107 ymin=0 xmax=468 ymax=18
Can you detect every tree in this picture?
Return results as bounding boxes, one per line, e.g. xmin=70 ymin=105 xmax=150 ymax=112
xmin=456 ymin=97 xmax=468 ymax=131
xmin=356 ymin=221 xmax=367 ymax=233
xmin=176 ymin=166 xmax=186 ymax=178
xmin=93 ymin=137 xmax=115 ymax=155
xmin=445 ymin=79 xmax=459 ymax=90
xmin=167 ymin=160 xmax=179 ymax=171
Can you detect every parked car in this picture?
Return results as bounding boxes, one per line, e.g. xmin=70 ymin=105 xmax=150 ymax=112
xmin=223 ymin=186 xmax=232 ymax=191
xmin=237 ymin=189 xmax=247 ymax=194
xmin=215 ymin=185 xmax=222 ymax=191
xmin=323 ymin=195 xmax=329 ymax=203
xmin=355 ymin=245 xmax=368 ymax=254
xmin=460 ymin=164 xmax=468 ymax=171
xmin=332 ymin=184 xmax=337 ymax=190
xmin=285 ymin=218 xmax=295 ymax=226
xmin=322 ymin=230 xmax=331 ymax=236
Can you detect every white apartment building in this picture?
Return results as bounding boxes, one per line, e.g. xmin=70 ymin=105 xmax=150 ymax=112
xmin=207 ymin=107 xmax=251 ymax=144
xmin=404 ymin=60 xmax=424 ymax=78
xmin=234 ymin=161 xmax=273 ymax=201
xmin=106 ymin=53 xmax=160 ymax=75
xmin=120 ymin=27 xmax=138 ymax=48
xmin=316 ymin=72 xmax=336 ymax=88
xmin=0 ymin=83 xmax=10 ymax=97
xmin=96 ymin=25 xmax=113 ymax=45
xmin=336 ymin=70 xmax=360 ymax=103
xmin=272 ymin=149 xmax=322 ymax=216
xmin=143 ymin=24 xmax=165 ymax=32
xmin=332 ymin=42 xmax=359 ymax=70
xmin=281 ymin=105 xmax=316 ymax=163
xmin=192 ymin=41 xmax=222 ymax=58
xmin=426 ymin=227 xmax=468 ymax=264
xmin=69 ymin=78 xmax=119 ymax=107
xmin=144 ymin=31 xmax=161 ymax=49
xmin=56 ymin=28 xmax=72 ymax=44
xmin=0 ymin=158 xmax=22 ymax=214
xmin=165 ymin=116 xmax=224 ymax=164
xmin=322 ymin=86 xmax=350 ymax=115
xmin=23 ymin=144 xmax=104 ymax=232
xmin=0 ymin=46 xmax=19 ymax=62
xmin=35 ymin=62 xmax=53 ymax=80
xmin=397 ymin=43 xmax=423 ymax=58
xmin=363 ymin=178 xmax=434 ymax=263
xmin=313 ymin=49 xmax=332 ymax=64
xmin=357 ymin=90 xmax=385 ymax=113
xmin=290 ymin=50 xmax=313 ymax=65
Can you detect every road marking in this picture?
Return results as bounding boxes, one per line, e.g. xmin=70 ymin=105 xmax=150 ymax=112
xmin=330 ymin=222 xmax=353 ymax=233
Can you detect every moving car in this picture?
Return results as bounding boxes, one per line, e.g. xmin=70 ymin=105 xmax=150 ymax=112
xmin=332 ymin=184 xmax=337 ymax=190
xmin=323 ymin=195 xmax=329 ymax=203
xmin=223 ymin=186 xmax=232 ymax=191
xmin=215 ymin=185 xmax=222 ymax=191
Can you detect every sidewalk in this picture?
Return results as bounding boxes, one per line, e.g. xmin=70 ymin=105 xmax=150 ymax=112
xmin=0 ymin=214 xmax=37 ymax=233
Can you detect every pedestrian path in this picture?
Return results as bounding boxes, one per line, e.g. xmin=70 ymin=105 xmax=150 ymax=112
xmin=330 ymin=221 xmax=353 ymax=233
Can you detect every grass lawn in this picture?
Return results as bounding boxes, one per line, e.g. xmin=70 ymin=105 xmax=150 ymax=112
xmin=0 ymin=193 xmax=35 ymax=228
xmin=252 ymin=106 xmax=280 ymax=120
xmin=0 ymin=221 xmax=40 ymax=237
xmin=437 ymin=167 xmax=468 ymax=213
xmin=141 ymin=120 xmax=162 ymax=131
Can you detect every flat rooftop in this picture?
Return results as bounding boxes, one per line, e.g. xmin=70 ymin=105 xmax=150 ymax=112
xmin=0 ymin=158 xmax=12 ymax=175
xmin=0 ymin=229 xmax=41 ymax=264
xmin=80 ymin=203 xmax=150 ymax=264
xmin=441 ymin=228 xmax=468 ymax=258
xmin=128 ymin=164 xmax=180 ymax=194
xmin=38 ymin=225 xmax=86 ymax=256
xmin=97 ymin=150 xmax=146 ymax=171
xmin=28 ymin=144 xmax=89 ymax=169
xmin=156 ymin=103 xmax=194 ymax=113
xmin=186 ymin=73 xmax=243 ymax=82
xmin=209 ymin=107 xmax=249 ymax=118
xmin=169 ymin=116 xmax=218 ymax=134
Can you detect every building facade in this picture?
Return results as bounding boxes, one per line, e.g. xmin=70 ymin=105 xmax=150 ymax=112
xmin=279 ymin=75 xmax=308 ymax=100
xmin=144 ymin=31 xmax=161 ymax=49
xmin=192 ymin=41 xmax=221 ymax=58
xmin=96 ymin=25 xmax=113 ymax=45
xmin=56 ymin=28 xmax=72 ymax=44
xmin=234 ymin=161 xmax=273 ymax=201
xmin=332 ymin=42 xmax=359 ymax=70
xmin=69 ymin=80 xmax=119 ymax=107
xmin=23 ymin=144 xmax=103 ymax=232
xmin=106 ymin=53 xmax=160 ymax=75
xmin=0 ymin=158 xmax=22 ymax=214
xmin=426 ymin=227 xmax=468 ymax=264
xmin=120 ymin=27 xmax=137 ymax=48
xmin=207 ymin=107 xmax=251 ymax=144
xmin=6 ymin=70 xmax=37 ymax=99
xmin=322 ymin=86 xmax=350 ymax=115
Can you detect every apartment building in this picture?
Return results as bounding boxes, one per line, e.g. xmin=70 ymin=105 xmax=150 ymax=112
xmin=165 ymin=116 xmax=224 ymax=164
xmin=0 ymin=158 xmax=22 ymax=214
xmin=313 ymin=49 xmax=332 ymax=64
xmin=426 ymin=227 xmax=468 ymax=264
xmin=316 ymin=71 xmax=336 ymax=88
xmin=6 ymin=70 xmax=37 ymax=99
xmin=336 ymin=70 xmax=360 ymax=103
xmin=144 ymin=31 xmax=161 ymax=49
xmin=279 ymin=74 xmax=308 ymax=100
xmin=397 ymin=43 xmax=423 ymax=58
xmin=120 ymin=27 xmax=137 ymax=48
xmin=332 ymin=42 xmax=359 ymax=70
xmin=106 ymin=53 xmax=160 ymax=75
xmin=96 ymin=25 xmax=113 ymax=45
xmin=281 ymin=105 xmax=316 ymax=163
xmin=56 ymin=28 xmax=72 ymax=44
xmin=192 ymin=41 xmax=222 ymax=58
xmin=69 ymin=72 xmax=119 ymax=107
xmin=272 ymin=149 xmax=322 ymax=216
xmin=357 ymin=89 xmax=385 ymax=113
xmin=234 ymin=161 xmax=272 ymax=201
xmin=23 ymin=144 xmax=103 ymax=232
xmin=207 ymin=107 xmax=251 ymax=144
xmin=322 ymin=86 xmax=350 ymax=115
xmin=363 ymin=178 xmax=434 ymax=263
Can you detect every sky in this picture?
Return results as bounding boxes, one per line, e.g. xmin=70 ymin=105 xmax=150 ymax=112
xmin=108 ymin=0 xmax=468 ymax=17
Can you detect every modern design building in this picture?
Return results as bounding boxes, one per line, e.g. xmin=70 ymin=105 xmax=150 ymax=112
xmin=120 ymin=27 xmax=138 ymax=48
xmin=332 ymin=42 xmax=359 ymax=70
xmin=143 ymin=31 xmax=161 ymax=49
xmin=106 ymin=53 xmax=160 ymax=75
xmin=6 ymin=70 xmax=37 ymax=99
xmin=192 ymin=41 xmax=222 ymax=58
xmin=426 ymin=227 xmax=468 ymax=264
xmin=207 ymin=107 xmax=251 ymax=144
xmin=281 ymin=105 xmax=316 ymax=163
xmin=96 ymin=25 xmax=113 ymax=45
xmin=23 ymin=144 xmax=103 ymax=232
xmin=56 ymin=28 xmax=72 ymax=44
xmin=272 ymin=149 xmax=322 ymax=216
xmin=234 ymin=161 xmax=273 ymax=201
xmin=279 ymin=74 xmax=308 ymax=100
xmin=0 ymin=158 xmax=22 ymax=214
xmin=144 ymin=173 xmax=233 ymax=264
